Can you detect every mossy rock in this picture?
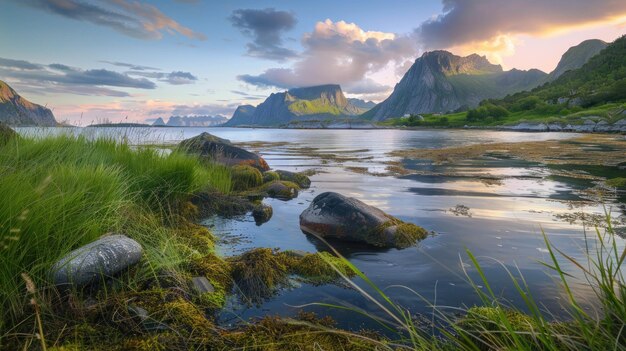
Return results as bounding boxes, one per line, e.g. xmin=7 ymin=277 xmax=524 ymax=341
xmin=265 ymin=180 xmax=299 ymax=200
xmin=275 ymin=170 xmax=311 ymax=188
xmin=231 ymin=165 xmax=263 ymax=191
xmin=286 ymin=251 xmax=355 ymax=285
xmin=262 ymin=170 xmax=280 ymax=183
xmin=252 ymin=203 xmax=273 ymax=225
xmin=191 ymin=191 xmax=253 ymax=218
xmin=0 ymin=123 xmax=17 ymax=146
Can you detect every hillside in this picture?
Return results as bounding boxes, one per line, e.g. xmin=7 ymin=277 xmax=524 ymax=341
xmin=364 ymin=51 xmax=548 ymax=121
xmin=0 ymin=80 xmax=57 ymax=126
xmin=225 ymin=85 xmax=366 ymax=126
xmin=548 ymin=39 xmax=608 ymax=80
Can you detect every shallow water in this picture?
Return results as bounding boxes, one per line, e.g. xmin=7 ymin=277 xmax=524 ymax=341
xmin=18 ymin=127 xmax=626 ymax=333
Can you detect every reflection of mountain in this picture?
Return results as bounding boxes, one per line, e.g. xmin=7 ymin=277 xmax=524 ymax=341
xmin=0 ymin=80 xmax=57 ymax=126
xmin=363 ymin=51 xmax=548 ymax=120
xmin=152 ymin=115 xmax=228 ymax=127
xmin=225 ymin=84 xmax=375 ymax=126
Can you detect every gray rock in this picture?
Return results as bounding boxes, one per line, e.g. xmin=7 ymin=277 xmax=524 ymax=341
xmin=594 ymin=120 xmax=612 ymax=132
xmin=178 ymin=132 xmax=269 ymax=171
xmin=299 ymin=192 xmax=427 ymax=248
xmin=284 ymin=250 xmax=310 ymax=258
xmin=547 ymin=123 xmax=563 ymax=131
xmin=266 ymin=181 xmax=298 ymax=200
xmin=505 ymin=123 xmax=548 ymax=132
xmin=128 ymin=305 xmax=169 ymax=332
xmin=51 ymin=234 xmax=143 ymax=288
xmin=252 ymin=203 xmax=273 ymax=225
xmin=191 ymin=276 xmax=215 ymax=294
xmin=275 ymin=170 xmax=311 ymax=189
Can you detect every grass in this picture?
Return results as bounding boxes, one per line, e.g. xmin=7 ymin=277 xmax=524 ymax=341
xmin=0 ymin=133 xmax=232 ymax=347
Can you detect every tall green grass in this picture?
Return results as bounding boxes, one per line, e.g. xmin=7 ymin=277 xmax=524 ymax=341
xmin=0 ymin=134 xmax=232 ymax=340
xmin=314 ymin=213 xmax=625 ymax=350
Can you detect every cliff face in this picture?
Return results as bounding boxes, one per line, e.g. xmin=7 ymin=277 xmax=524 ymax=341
xmin=364 ymin=51 xmax=548 ymax=120
xmin=226 ymin=84 xmax=364 ymax=126
xmin=0 ymin=80 xmax=57 ymax=126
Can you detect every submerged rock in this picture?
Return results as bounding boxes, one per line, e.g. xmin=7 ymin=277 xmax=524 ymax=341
xmin=51 ymin=234 xmax=143 ymax=288
xmin=179 ymin=132 xmax=269 ymax=171
xmin=275 ymin=170 xmax=311 ymax=189
xmin=252 ymin=203 xmax=273 ymax=225
xmin=299 ymin=192 xmax=428 ymax=248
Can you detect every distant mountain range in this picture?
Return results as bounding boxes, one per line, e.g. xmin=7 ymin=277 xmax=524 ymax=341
xmin=152 ymin=115 xmax=228 ymax=127
xmin=224 ymin=84 xmax=373 ymax=126
xmin=0 ymin=80 xmax=57 ymax=126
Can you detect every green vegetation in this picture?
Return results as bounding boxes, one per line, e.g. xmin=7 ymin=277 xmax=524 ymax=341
xmin=287 ymin=99 xmax=343 ymax=116
xmin=262 ymin=170 xmax=280 ymax=183
xmin=0 ymin=133 xmax=232 ymax=348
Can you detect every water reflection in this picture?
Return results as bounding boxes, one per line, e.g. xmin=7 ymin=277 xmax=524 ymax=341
xmin=16 ymin=126 xmax=625 ymax=332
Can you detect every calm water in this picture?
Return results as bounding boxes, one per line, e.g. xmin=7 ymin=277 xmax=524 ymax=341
xmin=18 ymin=127 xmax=626 ymax=332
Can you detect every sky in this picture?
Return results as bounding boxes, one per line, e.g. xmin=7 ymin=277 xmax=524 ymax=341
xmin=0 ymin=0 xmax=625 ymax=125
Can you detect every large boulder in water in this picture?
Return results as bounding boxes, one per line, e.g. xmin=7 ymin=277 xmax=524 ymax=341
xmin=51 ymin=234 xmax=143 ymax=288
xmin=179 ymin=132 xmax=269 ymax=171
xmin=299 ymin=192 xmax=428 ymax=248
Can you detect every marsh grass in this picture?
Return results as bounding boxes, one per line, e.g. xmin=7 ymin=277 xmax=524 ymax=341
xmin=0 ymin=133 xmax=232 ymax=346
xmin=308 ymin=212 xmax=625 ymax=350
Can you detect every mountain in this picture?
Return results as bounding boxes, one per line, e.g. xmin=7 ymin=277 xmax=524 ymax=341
xmin=548 ymin=39 xmax=608 ymax=80
xmin=496 ymin=35 xmax=626 ymax=109
xmin=363 ymin=51 xmax=548 ymax=121
xmin=225 ymin=84 xmax=364 ymax=126
xmin=153 ymin=115 xmax=228 ymax=127
xmin=0 ymin=80 xmax=57 ymax=126
xmin=152 ymin=117 xmax=166 ymax=126
xmin=223 ymin=105 xmax=256 ymax=126
xmin=347 ymin=98 xmax=376 ymax=111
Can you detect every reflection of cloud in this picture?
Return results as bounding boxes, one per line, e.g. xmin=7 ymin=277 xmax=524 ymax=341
xmin=13 ymin=0 xmax=206 ymax=40
xmin=230 ymin=8 xmax=298 ymax=61
xmin=238 ymin=19 xmax=416 ymax=93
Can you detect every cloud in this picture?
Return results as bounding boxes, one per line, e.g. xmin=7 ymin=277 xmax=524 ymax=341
xmin=126 ymin=70 xmax=198 ymax=85
xmin=14 ymin=0 xmax=206 ymax=40
xmin=162 ymin=71 xmax=197 ymax=85
xmin=230 ymin=8 xmax=298 ymax=61
xmin=100 ymin=61 xmax=161 ymax=71
xmin=414 ymin=0 xmax=626 ymax=62
xmin=238 ymin=19 xmax=416 ymax=93
xmin=0 ymin=57 xmax=157 ymax=97
xmin=0 ymin=57 xmax=44 ymax=70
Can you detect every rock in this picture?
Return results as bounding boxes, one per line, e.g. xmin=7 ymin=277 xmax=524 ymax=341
xmin=178 ymin=132 xmax=269 ymax=171
xmin=572 ymin=120 xmax=597 ymax=132
xmin=594 ymin=120 xmax=611 ymax=132
xmin=51 ymin=234 xmax=143 ymax=288
xmin=266 ymin=181 xmax=299 ymax=200
xmin=547 ymin=123 xmax=563 ymax=131
xmin=299 ymin=192 xmax=428 ymax=248
xmin=284 ymin=250 xmax=310 ymax=258
xmin=252 ymin=203 xmax=273 ymax=225
xmin=275 ymin=170 xmax=311 ymax=188
xmin=507 ymin=123 xmax=548 ymax=132
xmin=262 ymin=171 xmax=280 ymax=183
xmin=191 ymin=276 xmax=215 ymax=294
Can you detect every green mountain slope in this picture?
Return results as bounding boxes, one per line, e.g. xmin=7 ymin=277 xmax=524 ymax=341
xmin=548 ymin=39 xmax=608 ymax=80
